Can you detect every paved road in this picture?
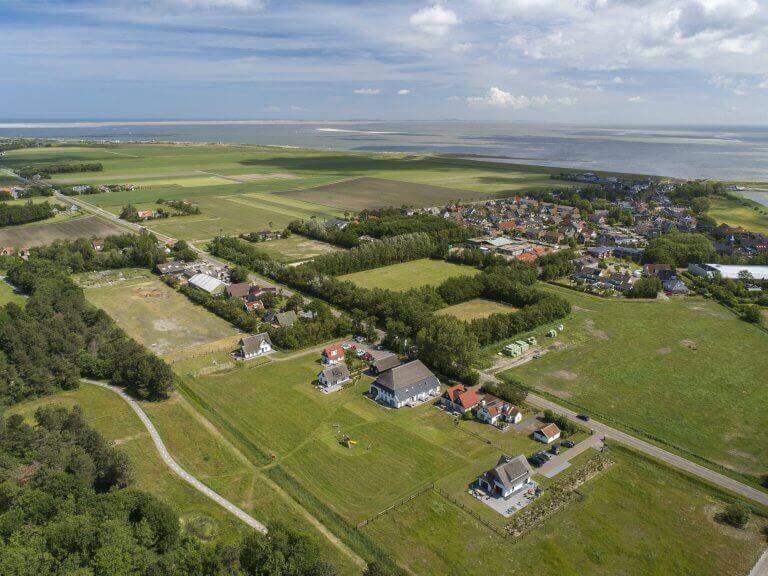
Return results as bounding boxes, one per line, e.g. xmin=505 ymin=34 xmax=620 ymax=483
xmin=750 ymin=549 xmax=768 ymax=576
xmin=83 ymin=379 xmax=268 ymax=534
xmin=480 ymin=370 xmax=768 ymax=508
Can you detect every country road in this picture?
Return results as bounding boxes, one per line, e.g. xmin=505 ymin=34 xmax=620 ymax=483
xmin=82 ymin=379 xmax=268 ymax=534
xmin=480 ymin=369 xmax=768 ymax=508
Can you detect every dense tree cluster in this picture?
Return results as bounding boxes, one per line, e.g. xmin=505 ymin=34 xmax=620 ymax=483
xmin=287 ymin=219 xmax=360 ymax=248
xmin=1 ymin=257 xmax=174 ymax=404
xmin=17 ymin=162 xmax=103 ymax=179
xmin=157 ymin=198 xmax=201 ymax=216
xmin=537 ymin=250 xmax=577 ymax=281
xmin=626 ymin=277 xmax=662 ymax=299
xmin=0 ymin=200 xmax=54 ymax=227
xmin=541 ymin=409 xmax=579 ymax=437
xmin=669 ymin=180 xmax=725 ymax=203
xmin=643 ymin=231 xmax=716 ymax=267
xmin=0 ymin=406 xmax=343 ymax=576
xmin=267 ymin=301 xmax=352 ymax=350
xmin=11 ymin=185 xmax=54 ymax=199
xmin=30 ymin=234 xmax=168 ymax=273
xmin=482 ymin=378 xmax=528 ymax=405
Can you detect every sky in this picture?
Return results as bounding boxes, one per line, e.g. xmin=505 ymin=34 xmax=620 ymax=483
xmin=1 ymin=0 xmax=767 ymax=124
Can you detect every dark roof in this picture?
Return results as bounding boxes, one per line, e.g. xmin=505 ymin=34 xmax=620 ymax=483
xmin=319 ymin=363 xmax=350 ymax=384
xmin=372 ymin=353 xmax=401 ymax=373
xmin=240 ymin=333 xmax=272 ymax=356
xmin=156 ymin=260 xmax=186 ymax=275
xmin=227 ymin=282 xmax=251 ymax=298
xmin=373 ymin=360 xmax=439 ymax=403
xmin=483 ymin=455 xmax=531 ymax=491
xmin=275 ymin=311 xmax=298 ymax=326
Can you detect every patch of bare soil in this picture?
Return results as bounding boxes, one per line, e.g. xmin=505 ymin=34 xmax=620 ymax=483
xmin=133 ymin=286 xmax=168 ymax=299
xmin=112 ymin=432 xmax=148 ymax=446
xmin=727 ymin=449 xmax=757 ymax=462
xmin=584 ymin=319 xmax=609 ymax=340
xmin=680 ymin=339 xmax=698 ymax=350
xmin=572 ymin=305 xmax=594 ymax=313
xmin=550 ymin=370 xmax=579 ymax=381
xmin=153 ymin=319 xmax=182 ymax=332
xmin=656 ymin=347 xmax=672 ymax=355
xmin=229 ymin=173 xmax=297 ymax=181
xmin=538 ymin=385 xmax=574 ymax=399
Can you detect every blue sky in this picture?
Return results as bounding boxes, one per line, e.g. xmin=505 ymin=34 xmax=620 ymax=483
xmin=2 ymin=0 xmax=767 ymax=123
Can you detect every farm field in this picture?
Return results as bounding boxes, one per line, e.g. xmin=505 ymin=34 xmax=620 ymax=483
xmin=7 ymin=385 xmax=245 ymax=539
xmin=364 ymin=447 xmax=767 ymax=576
xmin=435 ymin=298 xmax=518 ymax=320
xmin=84 ymin=271 xmax=240 ymax=356
xmin=339 ymin=258 xmax=481 ymax=291
xmin=707 ymin=196 xmax=768 ymax=235
xmin=0 ymin=214 xmax=126 ymax=249
xmin=504 ymin=283 xmax=768 ymax=478
xmin=250 ymin=234 xmax=343 ymax=263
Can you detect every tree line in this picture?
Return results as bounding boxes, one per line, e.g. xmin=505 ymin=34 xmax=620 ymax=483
xmin=0 ymin=405 xmax=359 ymax=576
xmin=17 ymin=162 xmax=103 ymax=179
xmin=0 ymin=200 xmax=54 ymax=227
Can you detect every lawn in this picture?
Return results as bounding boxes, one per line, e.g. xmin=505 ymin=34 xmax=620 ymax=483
xmin=0 ymin=276 xmax=24 ymax=305
xmin=503 ymin=283 xmax=768 ymax=478
xmin=84 ymin=271 xmax=240 ymax=357
xmin=339 ymin=259 xmax=481 ymax=291
xmin=435 ymin=298 xmax=518 ymax=321
xmin=364 ymin=446 xmax=767 ymax=576
xmin=708 ymin=196 xmax=768 ymax=235
xmin=250 ymin=235 xmax=343 ymax=263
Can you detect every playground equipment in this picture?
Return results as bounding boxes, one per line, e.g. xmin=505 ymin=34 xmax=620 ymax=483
xmin=340 ymin=434 xmax=357 ymax=448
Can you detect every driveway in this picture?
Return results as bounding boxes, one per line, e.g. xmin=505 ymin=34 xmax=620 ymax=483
xmin=536 ymin=434 xmax=604 ymax=478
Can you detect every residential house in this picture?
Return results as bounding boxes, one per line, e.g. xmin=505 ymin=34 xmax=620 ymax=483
xmin=440 ymin=384 xmax=481 ymax=413
xmin=368 ymin=360 xmax=440 ymax=408
xmin=92 ymin=239 xmax=104 ymax=252
xmin=643 ymin=263 xmax=671 ymax=277
xmin=533 ymin=423 xmax=561 ymax=444
xmin=317 ymin=363 xmax=351 ymax=388
xmin=322 ymin=344 xmax=345 ymax=365
xmin=325 ymin=217 xmax=349 ymax=230
xmin=663 ymin=277 xmax=689 ymax=294
xmin=371 ymin=353 xmax=401 ymax=374
xmin=587 ymin=246 xmax=614 ymax=260
xmin=475 ymin=395 xmax=522 ymax=425
xmin=265 ymin=310 xmax=298 ymax=327
xmin=226 ymin=282 xmax=252 ymax=299
xmin=477 ymin=455 xmax=533 ymax=498
xmin=136 ymin=210 xmax=155 ymax=220
xmin=239 ymin=333 xmax=273 ymax=360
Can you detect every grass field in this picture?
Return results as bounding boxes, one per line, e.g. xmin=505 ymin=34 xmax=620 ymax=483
xmin=435 ymin=298 xmax=518 ymax=320
xmin=504 ymin=284 xmax=768 ymax=478
xmin=251 ymin=235 xmax=343 ymax=263
xmin=84 ymin=271 xmax=240 ymax=356
xmin=339 ymin=259 xmax=481 ymax=291
xmin=0 ymin=214 xmax=126 ymax=249
xmin=0 ymin=276 xmax=24 ymax=305
xmin=7 ymin=385 xmax=246 ymax=539
xmin=708 ymin=196 xmax=768 ymax=235
xmin=364 ymin=447 xmax=767 ymax=576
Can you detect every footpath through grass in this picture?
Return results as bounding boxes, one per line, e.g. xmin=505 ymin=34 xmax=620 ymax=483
xmin=504 ymin=284 xmax=768 ymax=479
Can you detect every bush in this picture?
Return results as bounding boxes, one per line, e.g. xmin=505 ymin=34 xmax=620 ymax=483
xmin=627 ymin=277 xmax=662 ymax=299
xmin=483 ymin=379 xmax=528 ymax=405
xmin=741 ymin=305 xmax=763 ymax=324
xmin=716 ymin=503 xmax=749 ymax=529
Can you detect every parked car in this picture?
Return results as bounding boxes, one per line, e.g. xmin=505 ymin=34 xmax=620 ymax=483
xmin=341 ymin=343 xmax=352 ymax=350
xmin=354 ymin=336 xmax=365 ymax=343
xmin=362 ymin=353 xmax=373 ymax=361
xmin=356 ymin=349 xmax=366 ymax=357
xmin=561 ymin=440 xmax=575 ymax=448
xmin=577 ymin=413 xmax=590 ymax=421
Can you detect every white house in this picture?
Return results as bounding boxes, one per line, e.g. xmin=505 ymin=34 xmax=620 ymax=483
xmin=239 ymin=333 xmax=272 ymax=360
xmin=318 ymin=364 xmax=351 ymax=388
xmin=477 ymin=455 xmax=533 ymax=499
xmin=369 ymin=360 xmax=440 ymax=408
xmin=533 ymin=423 xmax=561 ymax=444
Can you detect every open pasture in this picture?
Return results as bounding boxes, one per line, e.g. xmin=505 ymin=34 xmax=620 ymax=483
xmin=505 ymin=283 xmax=768 ymax=478
xmin=84 ymin=272 xmax=240 ymax=356
xmin=339 ymin=258 xmax=481 ymax=292
xmin=252 ymin=235 xmax=343 ymax=263
xmin=435 ymin=298 xmax=518 ymax=321
xmin=364 ymin=447 xmax=767 ymax=576
xmin=0 ymin=214 xmax=126 ymax=249
xmin=707 ymin=196 xmax=768 ymax=235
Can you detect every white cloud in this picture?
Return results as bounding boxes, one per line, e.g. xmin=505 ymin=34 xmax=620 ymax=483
xmin=628 ymin=96 xmax=644 ymax=103
xmin=557 ymin=96 xmax=578 ymax=106
xmin=451 ymin=42 xmax=473 ymax=54
xmin=410 ymin=4 xmax=460 ymax=36
xmin=170 ymin=0 xmax=263 ymax=9
xmin=468 ymin=86 xmax=550 ymax=109
xmin=353 ymin=88 xmax=381 ymax=95
xmin=612 ymin=76 xmax=624 ymax=84
xmin=397 ymin=89 xmax=411 ymax=95
xmin=264 ymin=105 xmax=280 ymax=112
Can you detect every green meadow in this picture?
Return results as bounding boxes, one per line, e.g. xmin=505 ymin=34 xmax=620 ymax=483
xmin=339 ymin=258 xmax=481 ymax=291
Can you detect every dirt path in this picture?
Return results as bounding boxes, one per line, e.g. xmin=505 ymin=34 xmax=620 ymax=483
xmin=82 ymin=379 xmax=268 ymax=534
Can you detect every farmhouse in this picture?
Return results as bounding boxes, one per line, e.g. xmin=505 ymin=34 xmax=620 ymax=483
xmin=371 ymin=353 xmax=401 ymax=374
xmin=534 ymin=423 xmax=561 ymax=444
xmin=440 ymin=384 xmax=481 ymax=413
xmin=369 ymin=360 xmax=440 ymax=408
xmin=477 ymin=454 xmax=533 ymax=499
xmin=317 ymin=363 xmax=351 ymax=388
xmin=239 ymin=333 xmax=272 ymax=360
xmin=226 ymin=282 xmax=252 ymax=299
xmin=188 ymin=273 xmax=226 ymax=294
xmin=322 ymin=343 xmax=345 ymax=365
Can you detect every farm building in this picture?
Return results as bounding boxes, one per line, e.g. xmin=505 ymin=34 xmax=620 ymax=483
xmin=188 ymin=273 xmax=226 ymax=294
xmin=369 ymin=360 xmax=440 ymax=408
xmin=688 ymin=263 xmax=768 ymax=281
xmin=239 ymin=333 xmax=273 ymax=360
xmin=440 ymin=384 xmax=481 ymax=413
xmin=534 ymin=423 xmax=561 ymax=444
xmin=477 ymin=454 xmax=533 ymax=499
xmin=318 ymin=363 xmax=351 ymax=388
xmin=371 ymin=353 xmax=401 ymax=374
xmin=156 ymin=261 xmax=187 ymax=276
